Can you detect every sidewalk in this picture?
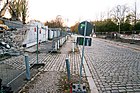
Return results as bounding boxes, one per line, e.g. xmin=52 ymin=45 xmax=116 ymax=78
xmin=9 ymin=35 xmax=140 ymax=93
xmin=19 ymin=35 xmax=90 ymax=93
xmin=18 ymin=35 xmax=140 ymax=93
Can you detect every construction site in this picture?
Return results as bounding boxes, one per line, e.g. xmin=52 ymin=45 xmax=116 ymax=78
xmin=0 ymin=0 xmax=140 ymax=93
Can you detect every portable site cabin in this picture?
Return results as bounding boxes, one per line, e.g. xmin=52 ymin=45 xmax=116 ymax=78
xmin=22 ymin=21 xmax=48 ymax=48
xmin=48 ymin=28 xmax=61 ymax=40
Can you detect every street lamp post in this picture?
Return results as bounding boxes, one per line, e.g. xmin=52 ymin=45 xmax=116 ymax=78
xmin=118 ymin=20 xmax=120 ymax=34
xmin=93 ymin=24 xmax=96 ymax=37
xmin=93 ymin=24 xmax=96 ymax=32
xmin=117 ymin=5 xmax=121 ymax=34
xmin=131 ymin=1 xmax=137 ymax=44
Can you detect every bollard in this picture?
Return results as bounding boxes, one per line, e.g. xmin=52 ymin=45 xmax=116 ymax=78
xmin=54 ymin=41 xmax=57 ymax=50
xmin=57 ymin=40 xmax=60 ymax=49
xmin=72 ymin=42 xmax=75 ymax=52
xmin=24 ymin=54 xmax=30 ymax=80
xmin=65 ymin=58 xmax=70 ymax=82
xmin=66 ymin=58 xmax=72 ymax=93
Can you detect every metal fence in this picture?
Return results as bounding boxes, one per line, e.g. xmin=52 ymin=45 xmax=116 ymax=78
xmin=0 ymin=28 xmax=70 ymax=92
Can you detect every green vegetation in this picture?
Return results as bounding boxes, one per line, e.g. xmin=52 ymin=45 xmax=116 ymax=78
xmin=70 ymin=4 xmax=140 ymax=34
xmin=93 ymin=19 xmax=117 ymax=32
xmin=135 ymin=22 xmax=140 ymax=30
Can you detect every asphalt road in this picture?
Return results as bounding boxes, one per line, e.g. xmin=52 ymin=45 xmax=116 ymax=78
xmin=84 ymin=38 xmax=140 ymax=93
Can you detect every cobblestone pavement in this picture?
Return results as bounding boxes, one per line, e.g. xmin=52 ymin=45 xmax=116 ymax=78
xmin=25 ymin=53 xmax=84 ymax=93
xmin=19 ymin=36 xmax=86 ymax=93
xmin=84 ymin=38 xmax=140 ymax=93
xmin=2 ymin=35 xmax=140 ymax=93
xmin=0 ymin=41 xmax=52 ymax=85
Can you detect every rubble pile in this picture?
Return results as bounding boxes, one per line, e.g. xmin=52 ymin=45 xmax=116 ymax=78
xmin=0 ymin=26 xmax=28 ymax=50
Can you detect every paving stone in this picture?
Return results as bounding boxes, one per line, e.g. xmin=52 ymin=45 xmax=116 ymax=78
xmin=105 ymin=87 xmax=112 ymax=91
xmin=112 ymin=84 xmax=118 ymax=87
xmin=101 ymin=88 xmax=106 ymax=91
xmin=126 ymin=89 xmax=134 ymax=92
xmin=134 ymin=88 xmax=140 ymax=92
xmin=118 ymin=87 xmax=126 ymax=89
xmin=106 ymin=91 xmax=111 ymax=93
xmin=126 ymin=86 xmax=133 ymax=89
xmin=114 ymin=82 xmax=121 ymax=85
xmin=119 ymin=89 xmax=126 ymax=92
xmin=111 ymin=89 xmax=119 ymax=93
xmin=112 ymin=87 xmax=118 ymax=90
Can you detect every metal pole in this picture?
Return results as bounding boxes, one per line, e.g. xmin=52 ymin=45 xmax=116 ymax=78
xmin=79 ymin=21 xmax=87 ymax=85
xmin=119 ymin=20 xmax=120 ymax=34
xmin=52 ymin=30 xmax=54 ymax=50
xmin=72 ymin=41 xmax=74 ymax=52
xmin=134 ymin=1 xmax=137 ymax=30
xmin=37 ymin=25 xmax=39 ymax=64
xmin=24 ymin=54 xmax=30 ymax=80
xmin=131 ymin=1 xmax=137 ymax=43
xmin=94 ymin=24 xmax=96 ymax=33
xmin=66 ymin=58 xmax=70 ymax=82
xmin=117 ymin=5 xmax=121 ymax=34
xmin=66 ymin=58 xmax=72 ymax=93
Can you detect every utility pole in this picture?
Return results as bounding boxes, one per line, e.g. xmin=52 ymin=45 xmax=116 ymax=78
xmin=134 ymin=1 xmax=137 ymax=31
xmin=36 ymin=25 xmax=39 ymax=64
xmin=117 ymin=5 xmax=121 ymax=34
xmin=131 ymin=1 xmax=137 ymax=44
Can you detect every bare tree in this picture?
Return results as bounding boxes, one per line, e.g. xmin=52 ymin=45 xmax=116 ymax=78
xmin=9 ymin=0 xmax=22 ymax=20
xmin=55 ymin=15 xmax=64 ymax=28
xmin=21 ymin=0 xmax=28 ymax=24
xmin=44 ymin=15 xmax=64 ymax=28
xmin=110 ymin=5 xmax=130 ymax=24
xmin=7 ymin=0 xmax=28 ymax=23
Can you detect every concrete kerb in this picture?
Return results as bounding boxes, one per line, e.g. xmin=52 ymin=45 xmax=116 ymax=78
xmin=78 ymin=45 xmax=99 ymax=93
xmin=99 ymin=38 xmax=140 ymax=51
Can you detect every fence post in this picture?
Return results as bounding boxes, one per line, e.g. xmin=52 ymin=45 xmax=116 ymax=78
xmin=24 ymin=54 xmax=30 ymax=80
xmin=65 ymin=58 xmax=70 ymax=82
xmin=36 ymin=25 xmax=39 ymax=64
xmin=72 ymin=41 xmax=75 ymax=52
xmin=66 ymin=58 xmax=72 ymax=93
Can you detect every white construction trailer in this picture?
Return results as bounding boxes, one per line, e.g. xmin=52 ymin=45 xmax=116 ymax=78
xmin=22 ymin=20 xmax=48 ymax=47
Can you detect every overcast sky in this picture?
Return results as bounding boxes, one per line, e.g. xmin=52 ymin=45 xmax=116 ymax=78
xmin=28 ymin=0 xmax=140 ymax=26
